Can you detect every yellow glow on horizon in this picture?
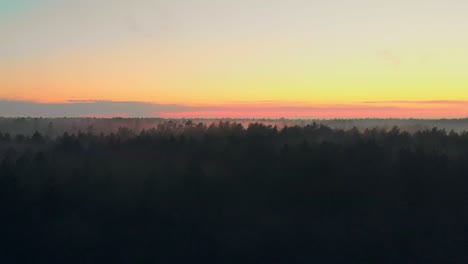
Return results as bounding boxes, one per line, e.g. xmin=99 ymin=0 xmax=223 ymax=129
xmin=2 ymin=34 xmax=468 ymax=106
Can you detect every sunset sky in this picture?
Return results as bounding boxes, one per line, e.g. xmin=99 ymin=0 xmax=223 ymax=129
xmin=1 ymin=0 xmax=468 ymax=118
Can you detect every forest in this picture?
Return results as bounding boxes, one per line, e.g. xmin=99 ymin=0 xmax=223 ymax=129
xmin=1 ymin=119 xmax=468 ymax=263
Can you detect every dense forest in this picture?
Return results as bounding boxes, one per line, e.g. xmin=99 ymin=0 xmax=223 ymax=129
xmin=1 ymin=120 xmax=468 ymax=263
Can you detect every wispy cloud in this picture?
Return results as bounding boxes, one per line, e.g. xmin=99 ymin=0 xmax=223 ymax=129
xmin=378 ymin=50 xmax=401 ymax=69
xmin=363 ymin=100 xmax=468 ymax=105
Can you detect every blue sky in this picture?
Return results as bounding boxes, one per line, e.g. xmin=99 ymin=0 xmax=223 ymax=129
xmin=0 ymin=0 xmax=36 ymax=17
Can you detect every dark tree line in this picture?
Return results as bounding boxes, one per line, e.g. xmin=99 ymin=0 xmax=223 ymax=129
xmin=1 ymin=121 xmax=468 ymax=263
xmin=3 ymin=117 xmax=468 ymax=137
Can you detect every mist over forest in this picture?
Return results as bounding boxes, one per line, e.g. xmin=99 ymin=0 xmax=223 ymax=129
xmin=2 ymin=117 xmax=468 ymax=138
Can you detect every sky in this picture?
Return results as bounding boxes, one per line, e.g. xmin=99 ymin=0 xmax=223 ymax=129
xmin=1 ymin=0 xmax=468 ymax=118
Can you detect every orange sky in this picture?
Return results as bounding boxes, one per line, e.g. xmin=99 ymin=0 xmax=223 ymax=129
xmin=1 ymin=1 xmax=468 ymax=118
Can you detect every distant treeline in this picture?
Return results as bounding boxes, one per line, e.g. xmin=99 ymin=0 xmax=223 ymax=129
xmin=2 ymin=117 xmax=468 ymax=137
xmin=1 ymin=121 xmax=468 ymax=263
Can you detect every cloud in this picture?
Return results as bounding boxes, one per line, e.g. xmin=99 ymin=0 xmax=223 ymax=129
xmin=0 ymin=100 xmax=190 ymax=118
xmin=378 ymin=50 xmax=401 ymax=69
xmin=2 ymin=99 xmax=468 ymax=119
xmin=363 ymin=100 xmax=468 ymax=105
